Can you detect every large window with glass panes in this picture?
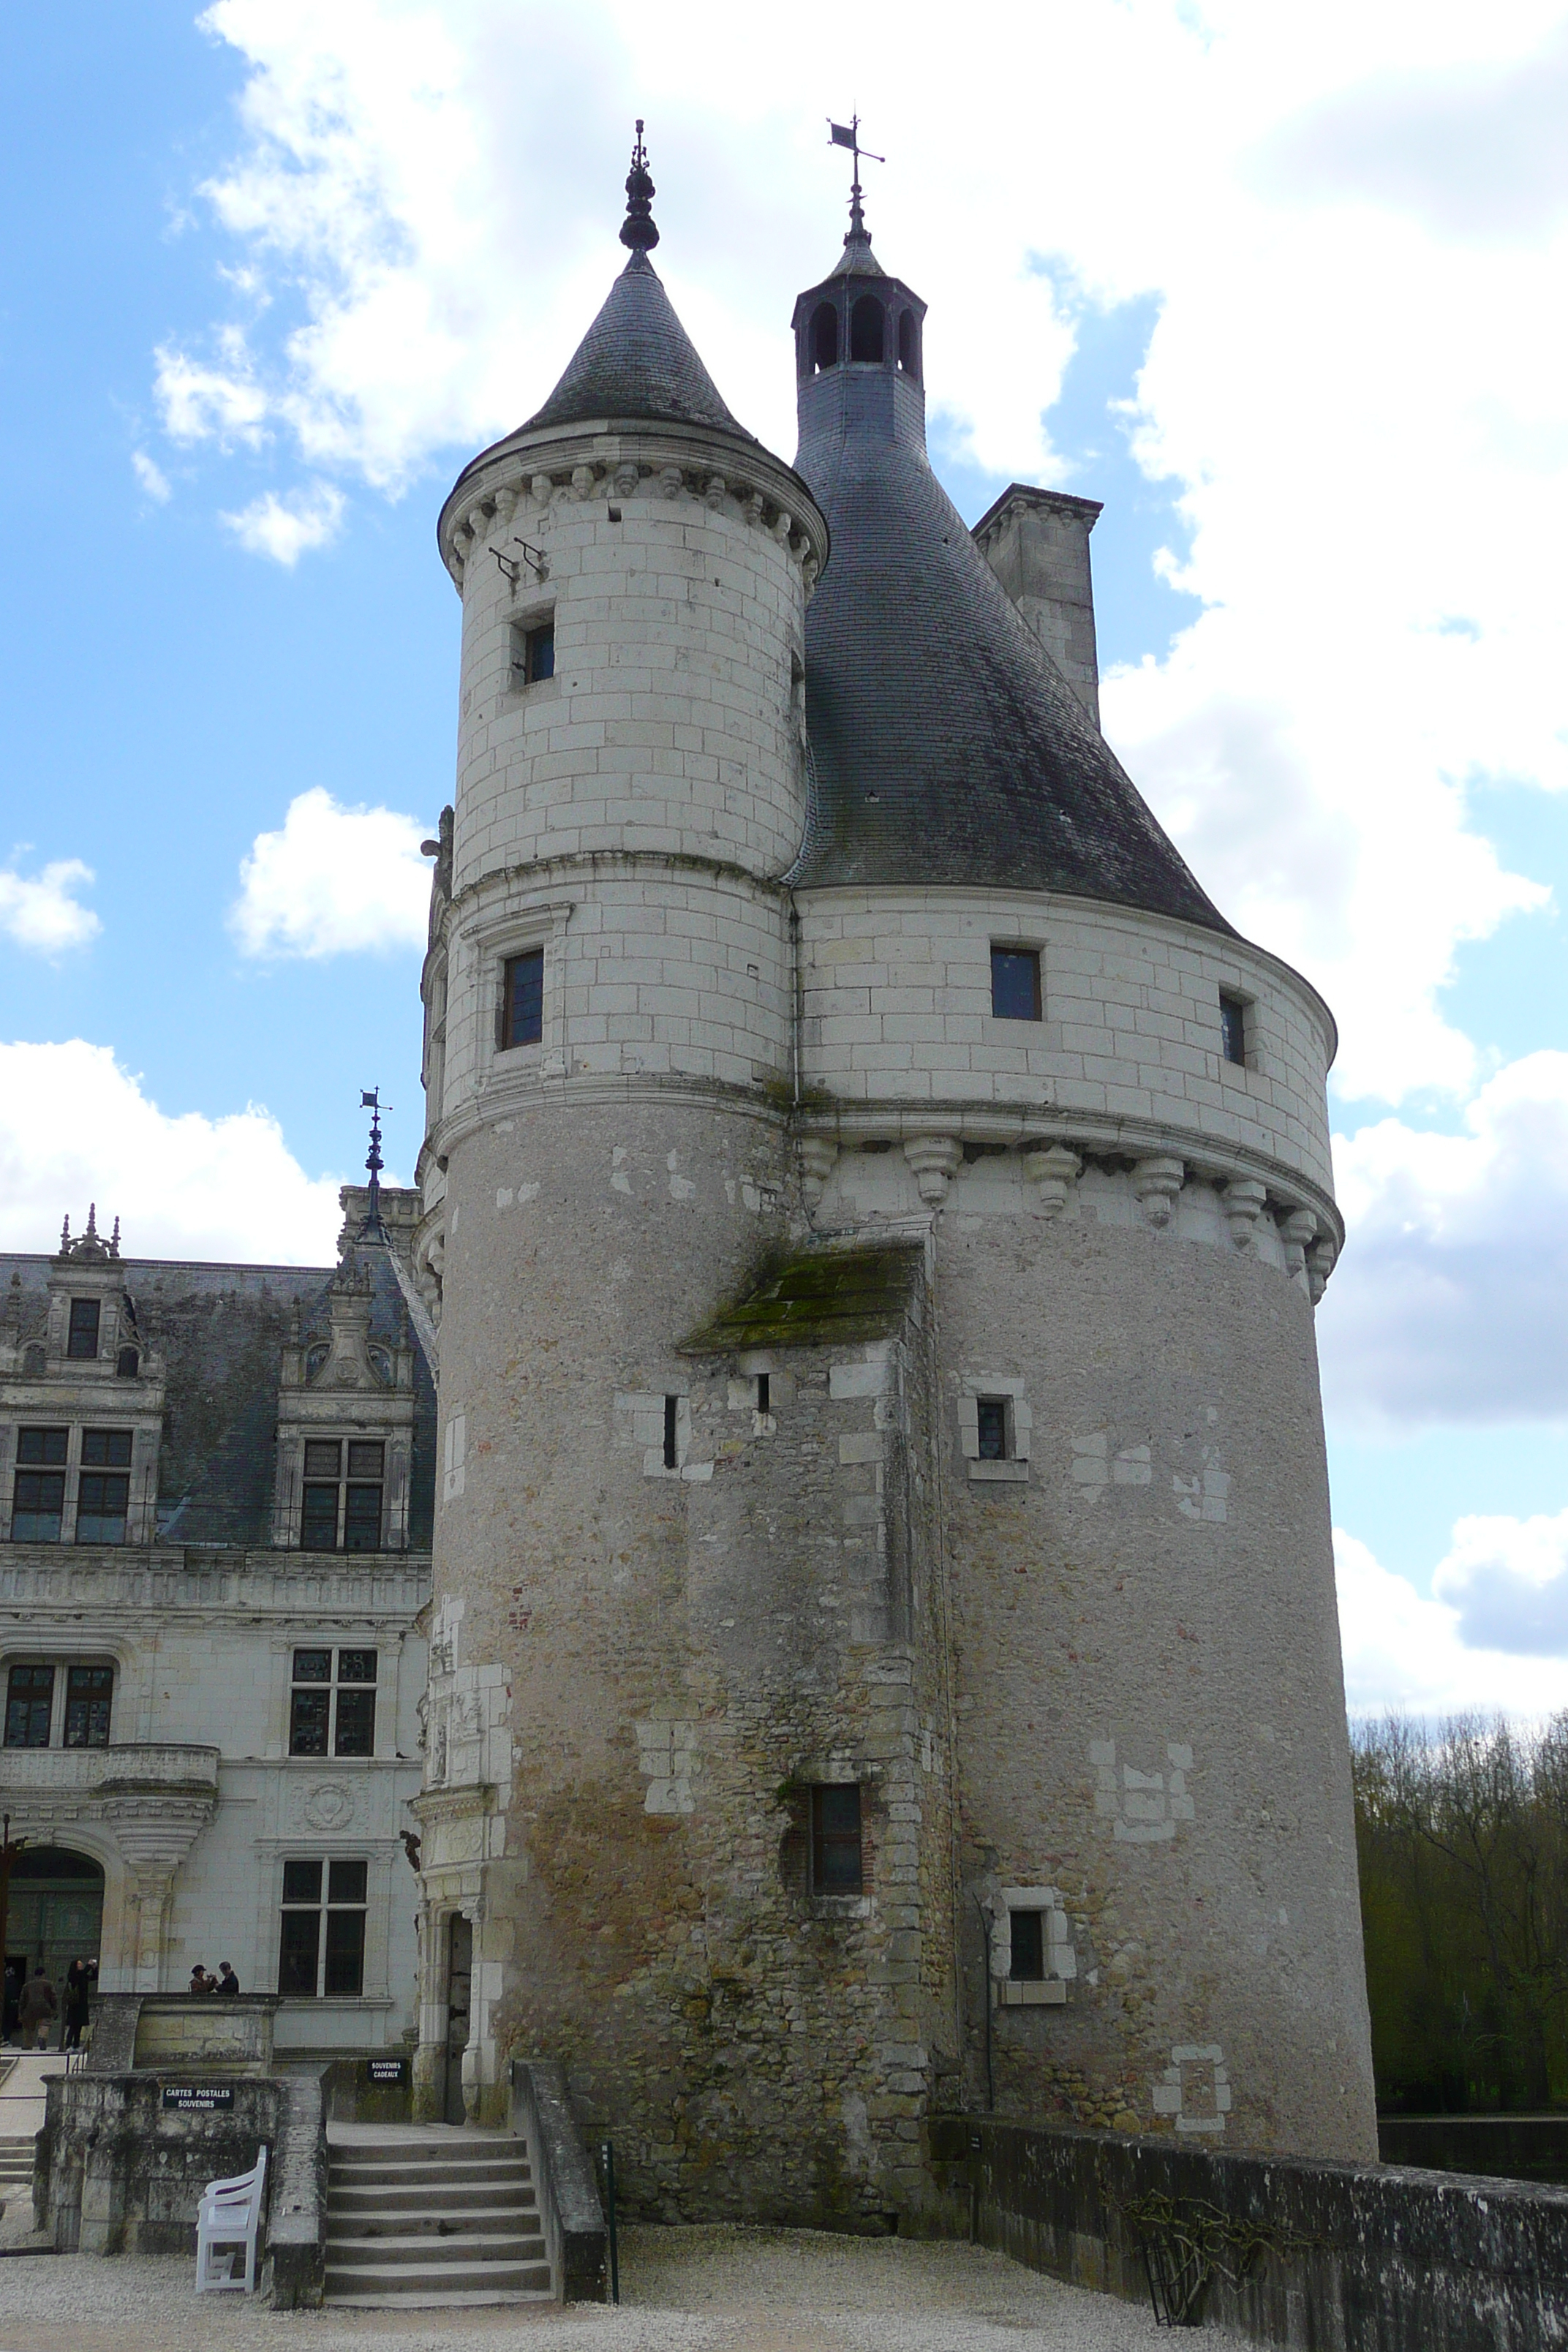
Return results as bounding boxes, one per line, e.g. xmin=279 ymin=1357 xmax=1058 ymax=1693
xmin=287 ymin=1648 xmax=377 ymax=1757
xmin=298 ymin=1439 xmax=385 ymax=1550
xmin=277 ymin=1857 xmax=369 ymax=1996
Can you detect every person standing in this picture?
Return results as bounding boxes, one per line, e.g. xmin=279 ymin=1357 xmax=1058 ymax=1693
xmin=215 ymin=1962 xmax=241 ymax=1997
xmin=18 ymin=1966 xmax=56 ymax=2050
xmin=61 ymin=1959 xmax=91 ymax=2049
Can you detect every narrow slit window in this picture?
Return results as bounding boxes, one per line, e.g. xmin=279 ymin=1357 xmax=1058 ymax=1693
xmin=897 ymin=309 xmax=920 ymax=378
xmin=1219 ymin=992 xmax=1248 ymax=1067
xmin=811 ymin=1784 xmax=864 ymax=1894
xmin=663 ymin=1395 xmax=679 ymax=1471
xmin=990 ymin=946 xmax=1041 ymax=1022
xmin=810 ymin=301 xmax=838 ymax=372
xmin=1009 ymin=1909 xmax=1046 ymax=1982
xmin=67 ymin=1299 xmax=100 ymax=1360
xmin=756 ymin=1373 xmax=770 ymax=1417
xmin=501 ymin=949 xmax=544 ymax=1050
xmin=116 ymin=1346 xmax=140 ymax=1377
xmin=976 ymin=1398 xmax=1009 ymax=1462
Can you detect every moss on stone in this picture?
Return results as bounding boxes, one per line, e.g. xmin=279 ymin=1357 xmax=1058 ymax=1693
xmin=679 ymin=1242 xmax=924 ymax=1354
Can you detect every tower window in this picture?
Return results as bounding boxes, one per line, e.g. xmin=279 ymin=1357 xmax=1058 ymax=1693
xmin=810 ymin=1784 xmax=864 ymax=1894
xmin=1009 ymin=1907 xmax=1046 ymax=1982
xmin=116 ymin=1346 xmax=140 ymax=1378
xmin=991 ymin=946 xmax=1041 ymax=1022
xmin=67 ymin=1299 xmax=100 ymax=1360
xmin=810 ymin=301 xmax=838 ymax=372
xmin=976 ymin=1398 xmax=1010 ymax=1461
xmin=897 ymin=309 xmax=920 ymax=379
xmin=523 ymin=622 xmax=554 ymax=682
xmin=663 ymin=1394 xmax=679 ymax=1471
xmin=501 ymin=949 xmax=544 ymax=1051
xmin=849 ymin=295 xmax=885 ymax=363
xmin=1219 ymin=992 xmax=1248 ymax=1067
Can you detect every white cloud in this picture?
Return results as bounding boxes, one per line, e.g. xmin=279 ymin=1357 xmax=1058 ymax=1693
xmin=1318 ymin=1052 xmax=1568 ymax=1431
xmin=1335 ymin=1526 xmax=1568 ymax=1716
xmin=230 ymin=786 xmax=430 ymax=958
xmin=132 ymin=450 xmax=171 ymax=502
xmin=0 ymin=859 xmax=100 ymax=954
xmin=220 ymin=480 xmax=345 ymax=564
xmin=1433 ymin=1509 xmax=1568 ymax=1654
xmin=0 ymin=1041 xmax=342 ymax=1264
xmin=162 ymin=0 xmax=1568 ymax=1114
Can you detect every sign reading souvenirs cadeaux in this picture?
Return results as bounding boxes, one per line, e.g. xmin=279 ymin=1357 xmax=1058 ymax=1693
xmin=162 ymin=2084 xmax=236 ymax=2112
xmin=367 ymin=2057 xmax=407 ymax=2084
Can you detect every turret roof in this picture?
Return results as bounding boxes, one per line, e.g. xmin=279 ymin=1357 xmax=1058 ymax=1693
xmin=521 ymin=249 xmax=755 ymax=442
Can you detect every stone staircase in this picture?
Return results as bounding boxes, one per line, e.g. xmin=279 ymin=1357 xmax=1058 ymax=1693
xmin=324 ymin=2127 xmax=553 ymax=2307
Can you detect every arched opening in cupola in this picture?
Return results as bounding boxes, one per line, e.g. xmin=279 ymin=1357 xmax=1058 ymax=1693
xmin=897 ymin=309 xmax=921 ymax=380
xmin=849 ymin=296 xmax=885 ymax=363
xmin=810 ymin=302 xmax=839 ymax=372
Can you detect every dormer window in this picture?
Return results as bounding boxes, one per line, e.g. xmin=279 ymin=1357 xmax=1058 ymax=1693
xmin=850 ymin=295 xmax=884 ymax=363
xmin=67 ymin=1300 xmax=100 ymax=1360
xmin=810 ymin=301 xmax=838 ymax=372
xmin=300 ymin=1439 xmax=385 ymax=1552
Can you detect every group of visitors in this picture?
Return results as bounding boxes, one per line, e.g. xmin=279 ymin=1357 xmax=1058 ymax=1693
xmin=187 ymin=1961 xmax=241 ymax=1997
xmin=1 ymin=1956 xmax=96 ymax=2049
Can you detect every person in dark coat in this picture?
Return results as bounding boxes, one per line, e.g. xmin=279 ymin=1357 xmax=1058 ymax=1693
xmin=2 ymin=1959 xmax=21 ymax=2046
xmin=216 ymin=1962 xmax=241 ymax=1997
xmin=61 ymin=1959 xmax=93 ymax=2048
xmin=18 ymin=1967 xmax=56 ymax=2048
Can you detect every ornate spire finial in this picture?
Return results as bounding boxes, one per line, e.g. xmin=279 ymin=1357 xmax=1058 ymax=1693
xmin=620 ymin=118 xmax=659 ymax=255
xmin=828 ymin=115 xmax=884 ymax=248
xmin=357 ymin=1090 xmax=389 ymax=1245
xmin=85 ymin=1203 xmax=97 ymax=1240
xmin=60 ymin=1213 xmax=70 ymax=1252
xmin=109 ymin=1215 xmax=121 ymax=1259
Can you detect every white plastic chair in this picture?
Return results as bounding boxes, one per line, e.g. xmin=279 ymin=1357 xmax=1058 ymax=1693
xmin=194 ymin=2144 xmax=267 ymax=2293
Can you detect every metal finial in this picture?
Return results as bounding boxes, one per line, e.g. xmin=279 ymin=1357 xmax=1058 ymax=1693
xmin=620 ymin=118 xmax=659 ymax=255
xmin=828 ymin=115 xmax=884 ymax=246
xmin=358 ymin=1090 xmax=388 ymax=1245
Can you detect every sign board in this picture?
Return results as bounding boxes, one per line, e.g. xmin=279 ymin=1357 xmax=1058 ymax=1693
xmin=162 ymin=2084 xmax=235 ymax=2113
xmin=366 ymin=2057 xmax=407 ymax=2085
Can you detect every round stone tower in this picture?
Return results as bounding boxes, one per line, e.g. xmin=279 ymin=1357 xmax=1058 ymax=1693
xmin=411 ymin=139 xmax=1376 ymax=2216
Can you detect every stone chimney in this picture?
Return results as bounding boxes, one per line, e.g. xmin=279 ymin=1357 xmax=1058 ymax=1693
xmin=972 ymin=484 xmax=1102 ymax=728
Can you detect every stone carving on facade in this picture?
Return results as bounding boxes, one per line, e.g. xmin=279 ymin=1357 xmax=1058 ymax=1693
xmin=902 ymin=1135 xmax=962 ymax=1207
xmin=1131 ymin=1155 xmax=1185 ymax=1229
xmin=1022 ymin=1142 xmax=1082 ymax=1218
xmin=1221 ymin=1177 xmax=1269 ymax=1249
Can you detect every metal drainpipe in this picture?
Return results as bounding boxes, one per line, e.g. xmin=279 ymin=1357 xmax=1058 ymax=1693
xmin=789 ymin=896 xmax=802 ymax=1110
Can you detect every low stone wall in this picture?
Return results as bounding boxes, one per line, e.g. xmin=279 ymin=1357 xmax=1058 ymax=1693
xmin=34 ymin=2072 xmax=326 ymax=2306
xmin=1380 ymin=2115 xmax=1568 ymax=2190
xmin=930 ymin=2116 xmax=1568 ymax=2351
xmin=320 ymin=2055 xmax=415 ymax=2127
xmin=510 ymin=2059 xmax=607 ymax=2302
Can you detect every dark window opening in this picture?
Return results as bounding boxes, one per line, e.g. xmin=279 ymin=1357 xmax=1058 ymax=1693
xmin=75 ymin=1473 xmax=129 ymax=1545
xmin=849 ymin=295 xmax=885 ymax=363
xmin=1009 ymin=1908 xmax=1046 ymax=1981
xmin=991 ymin=946 xmax=1042 ymax=1022
xmin=64 ymin=1664 xmax=113 ymax=1748
xmin=116 ymin=1346 xmax=140 ymax=1378
xmin=502 ymin=948 xmax=544 ymax=1050
xmin=82 ymin=1430 xmax=132 ymax=1468
xmin=4 ymin=1663 xmax=55 ymax=1749
xmin=663 ymin=1394 xmax=679 ymax=1471
xmin=67 ymin=1299 xmax=100 ymax=1360
xmin=301 ymin=1485 xmax=339 ymax=1549
xmin=897 ymin=309 xmax=920 ymax=378
xmin=290 ymin=1647 xmax=377 ymax=1758
xmin=12 ymin=1471 xmax=65 ymax=1544
xmin=304 ymin=1441 xmax=342 ymax=1481
xmin=976 ymin=1398 xmax=1009 ymax=1461
xmin=756 ymin=1373 xmax=770 ymax=1417
xmin=278 ymin=1855 xmax=366 ymax=1997
xmin=300 ymin=1439 xmax=385 ymax=1551
xmin=18 ymin=1430 xmax=68 ymax=1466
xmin=343 ymin=1483 xmax=382 ymax=1553
xmin=810 ymin=301 xmax=839 ymax=371
xmin=1220 ymin=992 xmax=1248 ymax=1067
xmin=524 ymin=622 xmax=554 ymax=683
xmin=810 ymin=1783 xmax=864 ymax=1894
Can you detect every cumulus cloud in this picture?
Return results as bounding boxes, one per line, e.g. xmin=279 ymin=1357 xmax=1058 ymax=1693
xmin=230 ymin=786 xmax=430 ymax=958
xmin=156 ymin=1 xmax=1568 ymax=1115
xmin=1433 ymin=1509 xmax=1568 ymax=1656
xmin=131 ymin=450 xmax=171 ymax=502
xmin=0 ymin=1040 xmax=342 ymax=1263
xmin=1335 ymin=1527 xmax=1568 ymax=1717
xmin=221 ymin=480 xmax=345 ymax=563
xmin=1318 ymin=1052 xmax=1568 ymax=1431
xmin=0 ymin=859 xmax=100 ymax=953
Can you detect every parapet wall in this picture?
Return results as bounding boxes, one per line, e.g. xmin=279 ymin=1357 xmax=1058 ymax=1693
xmin=935 ymin=2114 xmax=1568 ymax=2351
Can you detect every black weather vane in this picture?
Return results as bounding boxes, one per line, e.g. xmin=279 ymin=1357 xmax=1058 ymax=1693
xmin=828 ymin=115 xmax=884 ymax=242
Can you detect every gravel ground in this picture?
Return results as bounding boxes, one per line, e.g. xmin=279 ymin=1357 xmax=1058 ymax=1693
xmin=0 ymin=2216 xmax=1218 ymax=2352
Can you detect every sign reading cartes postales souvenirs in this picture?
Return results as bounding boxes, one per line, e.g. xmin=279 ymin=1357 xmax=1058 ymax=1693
xmin=367 ymin=2057 xmax=407 ymax=2084
xmin=162 ymin=2084 xmax=235 ymax=2112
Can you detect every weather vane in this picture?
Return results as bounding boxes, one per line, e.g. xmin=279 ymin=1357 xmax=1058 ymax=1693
xmin=828 ymin=115 xmax=883 ymax=243
xmin=358 ymin=1089 xmax=388 ymax=1243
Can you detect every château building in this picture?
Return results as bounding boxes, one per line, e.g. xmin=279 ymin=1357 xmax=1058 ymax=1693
xmin=407 ymin=133 xmax=1376 ymax=2223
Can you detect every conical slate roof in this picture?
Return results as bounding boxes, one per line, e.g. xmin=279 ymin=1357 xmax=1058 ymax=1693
xmin=522 ymin=251 xmax=755 ymax=442
xmin=788 ymin=242 xmax=1233 ymax=936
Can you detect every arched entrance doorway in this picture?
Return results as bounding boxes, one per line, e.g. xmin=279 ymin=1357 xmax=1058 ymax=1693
xmin=5 ymin=1848 xmax=103 ymax=2040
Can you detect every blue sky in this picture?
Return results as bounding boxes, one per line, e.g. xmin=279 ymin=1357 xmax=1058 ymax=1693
xmin=6 ymin=1 xmax=1568 ymax=1717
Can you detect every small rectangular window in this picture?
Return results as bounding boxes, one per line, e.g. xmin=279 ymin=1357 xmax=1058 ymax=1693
xmin=1219 ymin=992 xmax=1248 ymax=1067
xmin=4 ymin=1662 xmax=55 ymax=1748
xmin=18 ymin=1429 xmax=68 ymax=1466
xmin=12 ymin=1471 xmax=65 ymax=1543
xmin=346 ymin=1442 xmax=384 ymax=1481
xmin=501 ymin=948 xmax=544 ymax=1050
xmin=81 ymin=1430 xmax=132 ymax=1469
xmin=304 ymin=1440 xmax=342 ymax=1481
xmin=343 ymin=1483 xmax=382 ymax=1552
xmin=75 ymin=1472 xmax=129 ymax=1544
xmin=1009 ymin=1908 xmax=1046 ymax=1982
xmin=991 ymin=946 xmax=1041 ymax=1022
xmin=756 ymin=1373 xmax=770 ymax=1417
xmin=64 ymin=1664 xmax=113 ymax=1748
xmin=300 ymin=1485 xmax=339 ymax=1549
xmin=976 ymin=1398 xmax=1009 ymax=1461
xmin=67 ymin=1299 xmax=101 ymax=1360
xmin=663 ymin=1394 xmax=679 ymax=1471
xmin=810 ymin=1784 xmax=864 ymax=1894
xmin=521 ymin=621 xmax=555 ymax=683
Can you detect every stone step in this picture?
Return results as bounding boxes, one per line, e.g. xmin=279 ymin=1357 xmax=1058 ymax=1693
xmin=327 ymin=2203 xmax=538 ymax=2240
xmin=323 ymin=2283 xmax=557 ymax=2309
xmin=327 ymin=2228 xmax=544 ymax=2267
xmin=330 ymin=2176 xmax=537 ymax=2208
xmin=330 ymin=2150 xmax=530 ymax=2178
xmin=323 ymin=2255 xmax=553 ymax=2302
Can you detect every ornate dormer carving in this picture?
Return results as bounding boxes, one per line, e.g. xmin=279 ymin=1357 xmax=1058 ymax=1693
xmin=271 ymin=1252 xmax=418 ymax=1552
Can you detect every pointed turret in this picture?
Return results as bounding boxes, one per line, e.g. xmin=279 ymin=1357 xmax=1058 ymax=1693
xmin=788 ymin=211 xmax=1232 ymax=934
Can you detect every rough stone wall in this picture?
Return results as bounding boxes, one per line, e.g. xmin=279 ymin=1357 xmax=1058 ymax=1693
xmin=935 ymin=1207 xmax=1377 ymax=2161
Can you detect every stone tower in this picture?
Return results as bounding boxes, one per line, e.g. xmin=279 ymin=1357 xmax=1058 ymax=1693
xmin=410 ymin=137 xmax=1377 ymax=2216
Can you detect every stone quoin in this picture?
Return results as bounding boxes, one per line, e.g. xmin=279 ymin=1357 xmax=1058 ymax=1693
xmin=408 ymin=127 xmax=1376 ymax=2221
